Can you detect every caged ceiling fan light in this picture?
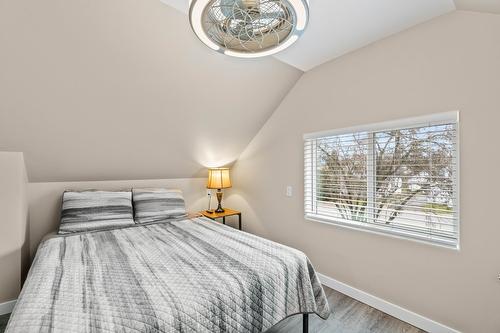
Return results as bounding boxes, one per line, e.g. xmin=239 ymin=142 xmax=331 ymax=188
xmin=189 ymin=0 xmax=309 ymax=58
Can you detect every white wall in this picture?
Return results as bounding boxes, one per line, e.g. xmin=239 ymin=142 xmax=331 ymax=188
xmin=227 ymin=11 xmax=500 ymax=332
xmin=0 ymin=152 xmax=28 ymax=304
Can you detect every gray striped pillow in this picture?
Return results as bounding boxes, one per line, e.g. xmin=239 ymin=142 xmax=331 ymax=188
xmin=59 ymin=190 xmax=135 ymax=234
xmin=132 ymin=188 xmax=187 ymax=224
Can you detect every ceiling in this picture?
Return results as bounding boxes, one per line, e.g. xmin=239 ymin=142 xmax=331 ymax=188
xmin=161 ymin=0 xmax=457 ymax=71
xmin=162 ymin=0 xmax=500 ymax=71
xmin=0 ymin=0 xmax=301 ymax=182
xmin=275 ymin=0 xmax=456 ymax=71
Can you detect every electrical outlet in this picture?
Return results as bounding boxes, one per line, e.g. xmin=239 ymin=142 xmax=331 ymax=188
xmin=286 ymin=186 xmax=293 ymax=197
xmin=206 ymin=189 xmax=212 ymax=196
xmin=498 ymin=273 xmax=500 ymax=281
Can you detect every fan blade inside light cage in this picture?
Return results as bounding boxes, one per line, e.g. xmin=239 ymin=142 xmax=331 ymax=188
xmin=190 ymin=0 xmax=309 ymax=57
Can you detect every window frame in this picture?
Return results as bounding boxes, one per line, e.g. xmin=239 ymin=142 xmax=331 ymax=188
xmin=303 ymin=111 xmax=460 ymax=250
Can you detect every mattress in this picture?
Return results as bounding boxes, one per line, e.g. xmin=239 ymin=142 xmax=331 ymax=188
xmin=6 ymin=217 xmax=330 ymax=332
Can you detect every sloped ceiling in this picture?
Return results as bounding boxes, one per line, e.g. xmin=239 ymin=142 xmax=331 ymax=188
xmin=162 ymin=0 xmax=456 ymax=71
xmin=0 ymin=0 xmax=301 ymax=182
xmin=274 ymin=0 xmax=456 ymax=71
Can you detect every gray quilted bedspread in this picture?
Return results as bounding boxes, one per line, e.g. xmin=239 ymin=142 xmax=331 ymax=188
xmin=6 ymin=217 xmax=330 ymax=332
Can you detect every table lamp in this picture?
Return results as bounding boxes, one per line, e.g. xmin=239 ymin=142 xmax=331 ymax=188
xmin=207 ymin=168 xmax=232 ymax=213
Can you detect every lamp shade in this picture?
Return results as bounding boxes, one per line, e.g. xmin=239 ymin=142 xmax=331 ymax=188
xmin=207 ymin=168 xmax=232 ymax=189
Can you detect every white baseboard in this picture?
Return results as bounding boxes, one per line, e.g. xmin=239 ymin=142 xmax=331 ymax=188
xmin=0 ymin=299 xmax=16 ymax=315
xmin=317 ymin=273 xmax=460 ymax=333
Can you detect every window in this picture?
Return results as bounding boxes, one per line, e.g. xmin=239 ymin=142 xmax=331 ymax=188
xmin=304 ymin=112 xmax=459 ymax=248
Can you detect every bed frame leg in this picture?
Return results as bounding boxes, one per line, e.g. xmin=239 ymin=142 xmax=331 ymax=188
xmin=303 ymin=313 xmax=309 ymax=333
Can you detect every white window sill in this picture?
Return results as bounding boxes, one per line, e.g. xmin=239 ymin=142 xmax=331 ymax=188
xmin=305 ymin=213 xmax=460 ymax=251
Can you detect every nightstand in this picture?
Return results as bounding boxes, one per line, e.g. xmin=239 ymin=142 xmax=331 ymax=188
xmin=200 ymin=208 xmax=242 ymax=230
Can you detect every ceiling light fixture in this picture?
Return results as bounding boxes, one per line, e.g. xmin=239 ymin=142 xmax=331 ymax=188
xmin=189 ymin=0 xmax=309 ymax=58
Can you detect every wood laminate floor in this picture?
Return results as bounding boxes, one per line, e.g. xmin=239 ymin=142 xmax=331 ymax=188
xmin=0 ymin=286 xmax=425 ymax=333
xmin=268 ymin=286 xmax=425 ymax=333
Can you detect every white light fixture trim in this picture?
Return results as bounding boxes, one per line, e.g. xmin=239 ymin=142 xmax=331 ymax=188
xmin=189 ymin=0 xmax=309 ymax=58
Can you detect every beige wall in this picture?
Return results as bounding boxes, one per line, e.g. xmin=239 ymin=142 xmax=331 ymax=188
xmin=454 ymin=0 xmax=500 ymax=14
xmin=0 ymin=0 xmax=301 ymax=182
xmin=0 ymin=152 xmax=29 ymax=303
xmin=2 ymin=173 xmax=208 ymax=303
xmin=28 ymin=178 xmax=208 ymax=258
xmin=227 ymin=11 xmax=500 ymax=332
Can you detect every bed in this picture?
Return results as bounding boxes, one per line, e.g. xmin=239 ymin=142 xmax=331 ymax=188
xmin=6 ymin=216 xmax=330 ymax=332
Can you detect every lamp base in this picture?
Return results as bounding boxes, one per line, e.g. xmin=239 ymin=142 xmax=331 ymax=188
xmin=215 ymin=189 xmax=225 ymax=213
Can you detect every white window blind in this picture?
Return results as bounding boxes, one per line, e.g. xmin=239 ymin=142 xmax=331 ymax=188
xmin=304 ymin=112 xmax=459 ymax=248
